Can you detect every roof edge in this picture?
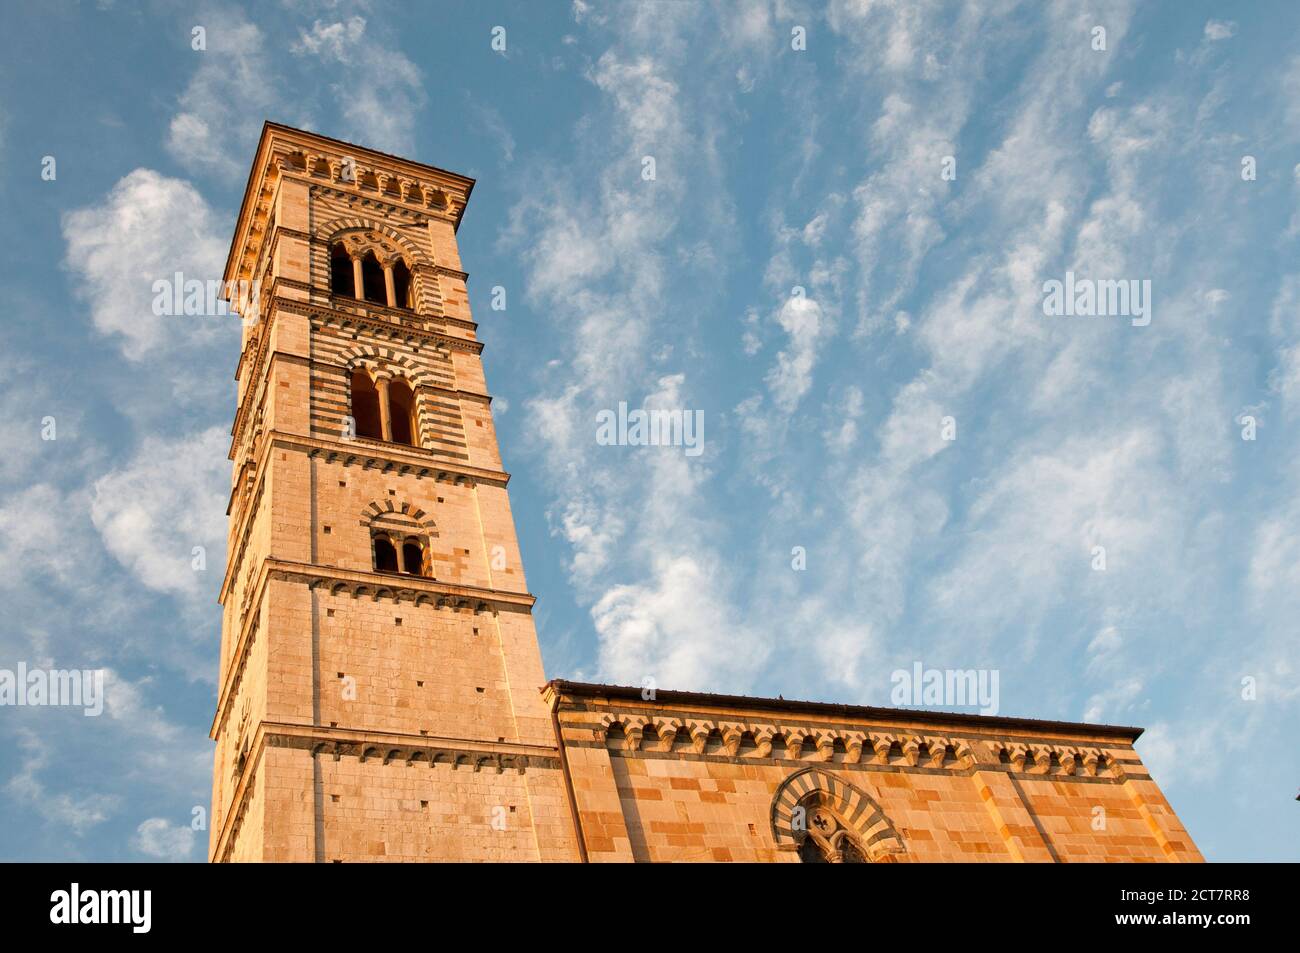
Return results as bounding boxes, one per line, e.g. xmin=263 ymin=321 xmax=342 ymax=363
xmin=545 ymin=679 xmax=1144 ymax=742
xmin=222 ymin=120 xmax=477 ymax=283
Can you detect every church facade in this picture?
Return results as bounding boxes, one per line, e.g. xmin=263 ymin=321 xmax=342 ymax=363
xmin=210 ymin=123 xmax=1201 ymax=863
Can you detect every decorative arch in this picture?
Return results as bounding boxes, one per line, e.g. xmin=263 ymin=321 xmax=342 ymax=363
xmin=341 ymin=350 xmax=438 ymax=450
xmin=337 ymin=344 xmax=441 ymax=390
xmin=361 ymin=499 xmax=438 ymax=578
xmin=359 ymin=499 xmax=437 ymax=534
xmin=319 ymin=218 xmax=430 ymax=269
xmin=319 ymin=218 xmax=434 ymax=313
xmin=770 ymin=767 xmax=906 ymax=862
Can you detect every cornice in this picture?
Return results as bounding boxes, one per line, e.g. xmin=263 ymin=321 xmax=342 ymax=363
xmin=219 ymin=428 xmax=510 ymax=601
xmin=213 ymin=723 xmax=554 ymax=861
xmin=212 ymin=559 xmax=536 ymax=738
xmin=307 ymin=181 xmax=450 ymax=227
xmin=547 ymin=680 xmax=1144 ymax=743
xmin=270 ymin=723 xmax=560 ymax=770
xmin=224 ymin=121 xmax=475 ymax=286
xmin=267 ymin=558 xmax=536 ymax=611
xmin=285 ymin=298 xmax=483 ymax=352
xmin=559 ymin=709 xmax=1135 ymax=783
xmin=283 ymin=431 xmax=509 ymax=484
xmin=229 ymin=294 xmax=483 ymax=457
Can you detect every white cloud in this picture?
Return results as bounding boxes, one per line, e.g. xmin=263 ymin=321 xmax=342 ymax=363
xmin=62 ymin=169 xmax=227 ymax=359
xmin=0 ymin=484 xmax=87 ymax=589
xmin=1283 ymin=57 xmax=1300 ymax=137
xmin=592 ymin=553 xmax=763 ymax=691
xmin=102 ymin=670 xmax=184 ymax=742
xmin=741 ymin=306 xmax=763 ymax=356
xmin=293 ymin=16 xmax=425 ymax=154
xmin=765 ymin=292 xmax=826 ymax=412
xmin=1247 ymin=497 xmax=1300 ymax=610
xmin=926 ymin=428 xmax=1178 ymax=637
xmin=89 ymin=427 xmax=229 ymax=598
xmin=802 ymin=211 xmax=829 ymax=246
xmin=133 ymin=817 xmax=196 ymax=860
xmin=557 ymin=495 xmax=625 ymax=586
xmin=471 ymin=99 xmax=516 ymax=163
xmin=6 ymin=728 xmax=118 ymax=835
xmin=506 ymin=16 xmax=750 ymax=689
xmin=824 ymin=385 xmax=865 ymax=453
xmin=1082 ymin=677 xmax=1144 ymax=724
xmin=1203 ymin=20 xmax=1236 ymax=42
xmin=167 ymin=9 xmax=278 ymax=179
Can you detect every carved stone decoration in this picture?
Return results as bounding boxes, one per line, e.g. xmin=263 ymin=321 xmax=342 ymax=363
xmin=871 ymin=734 xmax=894 ymax=765
xmin=653 ymin=721 xmax=680 ymax=753
xmin=689 ymin=724 xmax=711 ymax=754
xmin=954 ymin=741 xmax=976 ymax=769
xmin=925 ymin=736 xmax=949 ymax=769
xmin=843 ymin=733 xmax=866 ymax=764
xmin=769 ymin=766 xmax=907 ymax=862
xmin=816 ymin=734 xmax=836 ymax=762
xmin=784 ymin=734 xmax=805 ymax=760
xmin=720 ymin=723 xmax=744 ymax=757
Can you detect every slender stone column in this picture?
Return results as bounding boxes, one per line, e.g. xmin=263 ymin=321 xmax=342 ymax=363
xmin=393 ymin=534 xmax=406 ymax=573
xmin=383 ymin=262 xmax=397 ymax=308
xmin=375 ymin=377 xmax=392 ymax=442
xmin=351 ymin=255 xmax=365 ymax=300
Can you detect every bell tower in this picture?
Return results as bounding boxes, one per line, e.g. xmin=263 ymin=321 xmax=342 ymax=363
xmin=209 ymin=123 xmax=578 ymax=862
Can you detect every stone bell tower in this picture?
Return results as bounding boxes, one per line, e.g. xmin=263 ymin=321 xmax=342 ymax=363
xmin=209 ymin=122 xmax=579 ymax=862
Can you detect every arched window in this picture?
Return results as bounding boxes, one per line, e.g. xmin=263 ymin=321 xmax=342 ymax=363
xmin=798 ymin=837 xmax=831 ymax=863
xmin=838 ymin=838 xmax=867 ymax=863
xmin=350 ymin=371 xmax=383 ymax=440
xmin=373 ymin=535 xmax=399 ymax=573
xmin=387 ymin=378 xmax=417 ymax=446
xmin=331 ymin=243 xmax=354 ymax=297
xmin=402 ymin=538 xmax=424 ymax=576
xmin=360 ymin=251 xmax=386 ymax=305
xmin=795 ymin=798 xmax=870 ymax=863
xmin=773 ymin=768 xmax=906 ymax=862
xmin=392 ymin=259 xmax=414 ymax=310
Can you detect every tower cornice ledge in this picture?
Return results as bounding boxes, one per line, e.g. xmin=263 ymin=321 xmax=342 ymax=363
xmin=224 ymin=121 xmax=476 ymax=286
xmin=212 ymin=723 xmax=557 ymax=862
xmin=279 ymin=298 xmax=486 ymax=353
xmin=265 ymin=722 xmax=561 ymax=766
xmin=211 ymin=560 xmax=537 ymax=738
xmin=219 ymin=430 xmax=510 ymax=600
xmin=277 ymin=430 xmax=510 ymax=485
xmin=266 ymin=558 xmax=537 ymax=610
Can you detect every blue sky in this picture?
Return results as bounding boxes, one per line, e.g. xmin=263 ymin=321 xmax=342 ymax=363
xmin=1 ymin=0 xmax=1297 ymax=862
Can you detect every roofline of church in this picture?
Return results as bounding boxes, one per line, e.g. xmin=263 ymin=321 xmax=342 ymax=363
xmin=223 ymin=120 xmax=477 ymax=284
xmin=545 ymin=679 xmax=1144 ymax=742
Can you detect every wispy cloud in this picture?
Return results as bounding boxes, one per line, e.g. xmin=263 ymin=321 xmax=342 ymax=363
xmin=166 ymin=6 xmax=281 ymax=180
xmin=61 ymin=169 xmax=227 ymax=360
xmin=292 ymin=15 xmax=424 ymax=154
xmin=90 ymin=427 xmax=228 ymax=601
